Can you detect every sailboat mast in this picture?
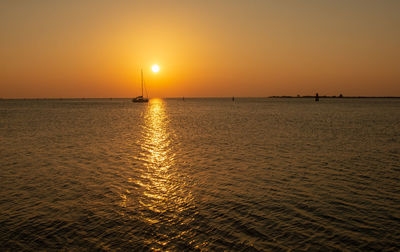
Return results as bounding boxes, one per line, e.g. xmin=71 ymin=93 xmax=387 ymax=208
xmin=141 ymin=69 xmax=144 ymax=97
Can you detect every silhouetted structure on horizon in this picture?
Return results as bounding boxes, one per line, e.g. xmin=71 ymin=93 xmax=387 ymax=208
xmin=132 ymin=69 xmax=149 ymax=103
xmin=269 ymin=94 xmax=400 ymax=99
xmin=315 ymin=93 xmax=319 ymax=102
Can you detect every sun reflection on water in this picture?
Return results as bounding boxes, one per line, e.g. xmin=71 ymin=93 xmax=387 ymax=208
xmin=125 ymin=98 xmax=195 ymax=249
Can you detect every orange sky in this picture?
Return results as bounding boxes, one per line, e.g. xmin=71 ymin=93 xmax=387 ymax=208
xmin=1 ymin=0 xmax=399 ymax=98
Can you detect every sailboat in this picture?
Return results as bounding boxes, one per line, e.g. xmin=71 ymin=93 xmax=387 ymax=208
xmin=132 ymin=69 xmax=149 ymax=103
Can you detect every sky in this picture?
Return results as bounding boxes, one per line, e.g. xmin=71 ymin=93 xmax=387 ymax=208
xmin=1 ymin=0 xmax=399 ymax=98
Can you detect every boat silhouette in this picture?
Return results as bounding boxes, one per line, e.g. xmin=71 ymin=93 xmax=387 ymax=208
xmin=132 ymin=69 xmax=149 ymax=103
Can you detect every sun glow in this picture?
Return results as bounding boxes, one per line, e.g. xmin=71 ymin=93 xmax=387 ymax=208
xmin=152 ymin=64 xmax=160 ymax=73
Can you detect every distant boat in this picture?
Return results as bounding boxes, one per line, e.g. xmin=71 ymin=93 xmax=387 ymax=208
xmin=132 ymin=69 xmax=149 ymax=103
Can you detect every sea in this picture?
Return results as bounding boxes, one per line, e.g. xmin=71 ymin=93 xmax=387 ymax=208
xmin=0 ymin=98 xmax=399 ymax=251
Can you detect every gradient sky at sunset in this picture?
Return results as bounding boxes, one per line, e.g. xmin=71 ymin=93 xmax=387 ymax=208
xmin=1 ymin=0 xmax=399 ymax=98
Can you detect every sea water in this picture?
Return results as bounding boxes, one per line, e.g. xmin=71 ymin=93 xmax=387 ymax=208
xmin=0 ymin=98 xmax=399 ymax=250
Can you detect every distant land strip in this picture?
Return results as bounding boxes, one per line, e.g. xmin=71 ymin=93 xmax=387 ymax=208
xmin=269 ymin=96 xmax=400 ymax=99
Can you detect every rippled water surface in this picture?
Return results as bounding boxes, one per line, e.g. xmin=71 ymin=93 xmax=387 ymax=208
xmin=1 ymin=98 xmax=399 ymax=251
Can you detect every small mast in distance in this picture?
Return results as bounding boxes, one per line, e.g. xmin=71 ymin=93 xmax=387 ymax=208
xmin=132 ymin=69 xmax=149 ymax=103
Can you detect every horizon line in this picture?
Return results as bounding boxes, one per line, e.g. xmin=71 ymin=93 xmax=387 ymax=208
xmin=2 ymin=96 xmax=400 ymax=100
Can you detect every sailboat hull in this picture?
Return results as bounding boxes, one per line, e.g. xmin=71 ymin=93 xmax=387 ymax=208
xmin=132 ymin=97 xmax=149 ymax=102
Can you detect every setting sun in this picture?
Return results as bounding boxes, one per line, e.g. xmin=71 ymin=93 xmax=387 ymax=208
xmin=152 ymin=64 xmax=160 ymax=73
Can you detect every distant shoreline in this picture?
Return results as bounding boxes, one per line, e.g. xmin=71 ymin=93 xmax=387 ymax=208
xmin=268 ymin=96 xmax=400 ymax=99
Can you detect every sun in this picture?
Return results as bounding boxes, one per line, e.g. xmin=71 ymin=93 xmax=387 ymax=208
xmin=152 ymin=64 xmax=160 ymax=73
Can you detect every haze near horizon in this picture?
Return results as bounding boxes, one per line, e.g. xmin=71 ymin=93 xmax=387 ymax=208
xmin=1 ymin=0 xmax=399 ymax=98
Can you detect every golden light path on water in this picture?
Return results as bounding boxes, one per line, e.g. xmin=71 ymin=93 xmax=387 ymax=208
xmin=127 ymin=98 xmax=196 ymax=249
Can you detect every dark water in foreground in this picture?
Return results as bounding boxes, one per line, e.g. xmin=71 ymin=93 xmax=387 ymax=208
xmin=0 ymin=98 xmax=399 ymax=251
